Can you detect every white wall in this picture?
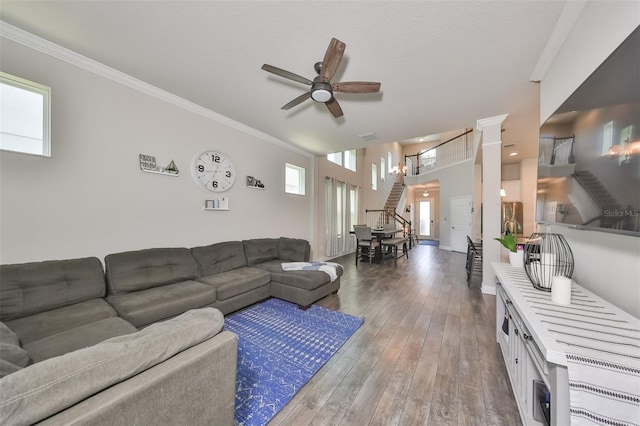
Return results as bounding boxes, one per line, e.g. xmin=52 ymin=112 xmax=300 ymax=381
xmin=405 ymin=159 xmax=474 ymax=250
xmin=0 ymin=38 xmax=314 ymax=264
xmin=539 ymin=2 xmax=640 ymax=318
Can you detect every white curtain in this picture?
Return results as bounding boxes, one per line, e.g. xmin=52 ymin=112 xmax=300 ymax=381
xmin=325 ymin=178 xmax=359 ymax=257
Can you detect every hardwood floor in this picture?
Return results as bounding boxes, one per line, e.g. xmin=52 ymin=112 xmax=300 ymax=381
xmin=270 ymin=244 xmax=522 ymax=426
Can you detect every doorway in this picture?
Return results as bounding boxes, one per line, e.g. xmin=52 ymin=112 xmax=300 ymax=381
xmin=419 ymin=200 xmax=432 ymax=238
xmin=450 ymin=195 xmax=471 ymax=253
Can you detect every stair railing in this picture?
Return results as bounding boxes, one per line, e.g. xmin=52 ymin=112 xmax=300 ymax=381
xmin=365 ymin=209 xmax=415 ymax=248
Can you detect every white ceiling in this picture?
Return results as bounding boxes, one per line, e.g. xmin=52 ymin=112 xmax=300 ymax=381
xmin=0 ymin=1 xmax=567 ymax=163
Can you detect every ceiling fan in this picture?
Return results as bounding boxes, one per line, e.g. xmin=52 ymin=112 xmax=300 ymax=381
xmin=261 ymin=38 xmax=381 ymax=118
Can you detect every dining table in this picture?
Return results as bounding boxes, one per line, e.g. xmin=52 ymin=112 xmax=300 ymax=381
xmin=351 ymin=228 xmax=404 ymax=263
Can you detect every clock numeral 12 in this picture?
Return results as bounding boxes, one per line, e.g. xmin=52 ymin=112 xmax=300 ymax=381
xmin=212 ymin=154 xmax=221 ymax=163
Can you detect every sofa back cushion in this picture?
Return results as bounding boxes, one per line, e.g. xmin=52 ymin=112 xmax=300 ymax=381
xmin=279 ymin=237 xmax=310 ymax=262
xmin=242 ymin=239 xmax=279 ymax=266
xmin=0 ymin=257 xmax=106 ymax=321
xmin=0 ymin=308 xmax=224 ymax=426
xmin=191 ymin=241 xmax=247 ymax=276
xmin=105 ymin=248 xmax=197 ymax=295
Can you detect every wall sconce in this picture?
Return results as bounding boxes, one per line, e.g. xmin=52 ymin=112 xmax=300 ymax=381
xmin=609 ymin=138 xmax=640 ymax=164
xmin=422 ymin=191 xmax=429 ymax=197
xmin=500 ymin=188 xmax=507 ymax=197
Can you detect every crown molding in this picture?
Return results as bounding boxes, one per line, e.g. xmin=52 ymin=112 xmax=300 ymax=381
xmin=529 ymin=1 xmax=587 ymax=82
xmin=476 ymin=114 xmax=509 ymax=131
xmin=0 ymin=21 xmax=314 ymax=159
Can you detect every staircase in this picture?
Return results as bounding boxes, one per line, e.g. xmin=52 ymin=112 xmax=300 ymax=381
xmin=384 ymin=175 xmax=405 ymax=214
xmin=573 ymin=170 xmax=622 ymax=227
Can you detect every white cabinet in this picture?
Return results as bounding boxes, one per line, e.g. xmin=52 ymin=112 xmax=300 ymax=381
xmin=494 ymin=264 xmax=570 ymax=426
xmin=497 ymin=286 xmax=551 ymax=426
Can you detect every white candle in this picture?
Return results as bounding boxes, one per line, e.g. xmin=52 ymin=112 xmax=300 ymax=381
xmin=551 ymin=276 xmax=572 ymax=305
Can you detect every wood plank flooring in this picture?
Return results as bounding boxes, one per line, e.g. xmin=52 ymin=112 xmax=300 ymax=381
xmin=270 ymin=244 xmax=522 ymax=426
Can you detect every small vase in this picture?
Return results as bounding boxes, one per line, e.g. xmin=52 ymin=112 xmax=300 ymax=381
xmin=509 ymin=250 xmax=524 ymax=268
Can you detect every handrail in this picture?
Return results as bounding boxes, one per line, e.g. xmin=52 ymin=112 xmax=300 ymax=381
xmin=412 ymin=128 xmax=473 ymax=158
xmin=365 ymin=209 xmax=415 ymax=248
xmin=404 ymin=128 xmax=473 ymax=176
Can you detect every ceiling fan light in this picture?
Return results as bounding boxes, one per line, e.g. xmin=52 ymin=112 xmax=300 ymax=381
xmin=311 ymin=89 xmax=332 ymax=102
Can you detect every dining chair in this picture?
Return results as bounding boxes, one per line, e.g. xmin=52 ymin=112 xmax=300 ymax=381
xmin=466 ymin=235 xmax=483 ymax=285
xmin=353 ymin=225 xmax=381 ymax=265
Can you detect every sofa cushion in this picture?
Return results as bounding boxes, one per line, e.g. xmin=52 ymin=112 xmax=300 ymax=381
xmin=0 ymin=257 xmax=106 ymax=321
xmin=0 ymin=322 xmax=29 ymax=377
xmin=0 ymin=308 xmax=224 ymax=426
xmin=4 ymin=298 xmax=118 ymax=345
xmin=243 ymin=238 xmax=279 ymax=266
xmin=24 ymin=317 xmax=137 ymax=363
xmin=106 ymin=280 xmax=217 ymax=328
xmin=0 ymin=322 xmax=19 ymax=346
xmin=197 ymin=267 xmax=271 ymax=301
xmin=279 ymin=237 xmax=310 ymax=262
xmin=191 ymin=241 xmax=247 ymax=276
xmin=253 ymin=260 xmax=343 ymax=291
xmin=0 ymin=359 xmax=22 ymax=378
xmin=105 ymin=248 xmax=198 ymax=295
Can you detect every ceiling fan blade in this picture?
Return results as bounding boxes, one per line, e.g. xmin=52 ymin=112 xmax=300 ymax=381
xmin=281 ymin=92 xmax=311 ymax=110
xmin=325 ymin=97 xmax=343 ymax=118
xmin=320 ymin=38 xmax=346 ymax=81
xmin=332 ymin=81 xmax=381 ymax=93
xmin=261 ymin=64 xmax=313 ymax=85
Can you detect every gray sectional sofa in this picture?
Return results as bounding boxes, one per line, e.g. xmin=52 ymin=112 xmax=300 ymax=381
xmin=0 ymin=237 xmax=342 ymax=425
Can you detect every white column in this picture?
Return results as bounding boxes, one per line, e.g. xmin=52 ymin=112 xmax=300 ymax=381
xmin=477 ymin=114 xmax=508 ymax=295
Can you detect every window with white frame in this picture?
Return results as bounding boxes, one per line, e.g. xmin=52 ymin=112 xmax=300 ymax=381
xmin=380 ymin=157 xmax=385 ymax=181
xmin=0 ymin=72 xmax=51 ymax=157
xmin=285 ymin=163 xmax=306 ymax=195
xmin=371 ymin=163 xmax=377 ymax=190
xmin=387 ymin=152 xmax=392 ymax=172
xmin=344 ymin=149 xmax=356 ymax=171
xmin=327 ymin=151 xmax=343 ymax=166
xmin=327 ymin=149 xmax=356 ymax=172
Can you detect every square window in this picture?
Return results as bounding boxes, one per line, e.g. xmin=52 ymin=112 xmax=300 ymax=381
xmin=285 ymin=163 xmax=306 ymax=195
xmin=0 ymin=72 xmax=51 ymax=157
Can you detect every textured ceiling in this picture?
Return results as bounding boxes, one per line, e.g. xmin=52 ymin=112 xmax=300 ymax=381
xmin=0 ymin=1 xmax=567 ymax=163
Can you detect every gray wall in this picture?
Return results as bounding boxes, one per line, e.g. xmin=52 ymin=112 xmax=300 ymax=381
xmin=539 ymin=1 xmax=640 ymax=318
xmin=0 ymin=38 xmax=314 ymax=264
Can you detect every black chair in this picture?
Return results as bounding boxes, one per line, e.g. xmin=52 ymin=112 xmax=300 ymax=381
xmin=466 ymin=236 xmax=483 ymax=285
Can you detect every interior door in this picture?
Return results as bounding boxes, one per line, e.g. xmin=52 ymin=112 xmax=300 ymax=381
xmin=450 ymin=196 xmax=471 ymax=253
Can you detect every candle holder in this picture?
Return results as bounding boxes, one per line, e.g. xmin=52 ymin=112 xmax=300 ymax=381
xmin=523 ymin=233 xmax=574 ymax=291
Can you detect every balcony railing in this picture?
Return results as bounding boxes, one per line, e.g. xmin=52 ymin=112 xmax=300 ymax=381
xmin=405 ymin=129 xmax=473 ymax=176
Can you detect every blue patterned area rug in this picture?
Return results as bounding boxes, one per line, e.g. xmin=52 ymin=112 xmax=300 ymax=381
xmin=224 ymin=298 xmax=364 ymax=426
xmin=419 ymin=239 xmax=439 ymax=246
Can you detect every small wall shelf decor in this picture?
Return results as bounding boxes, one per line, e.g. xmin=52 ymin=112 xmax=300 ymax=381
xmin=204 ymin=197 xmax=229 ymax=211
xmin=246 ymin=175 xmax=265 ymax=189
xmin=139 ymin=154 xmax=179 ymax=177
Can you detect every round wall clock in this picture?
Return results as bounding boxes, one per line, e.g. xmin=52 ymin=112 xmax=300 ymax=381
xmin=191 ymin=150 xmax=236 ymax=192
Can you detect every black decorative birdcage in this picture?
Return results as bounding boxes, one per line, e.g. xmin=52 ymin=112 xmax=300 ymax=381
xmin=523 ymin=233 xmax=574 ymax=292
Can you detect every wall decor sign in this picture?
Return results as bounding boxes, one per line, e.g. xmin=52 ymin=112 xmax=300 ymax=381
xmin=246 ymin=175 xmax=265 ymax=189
xmin=139 ymin=154 xmax=179 ymax=176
